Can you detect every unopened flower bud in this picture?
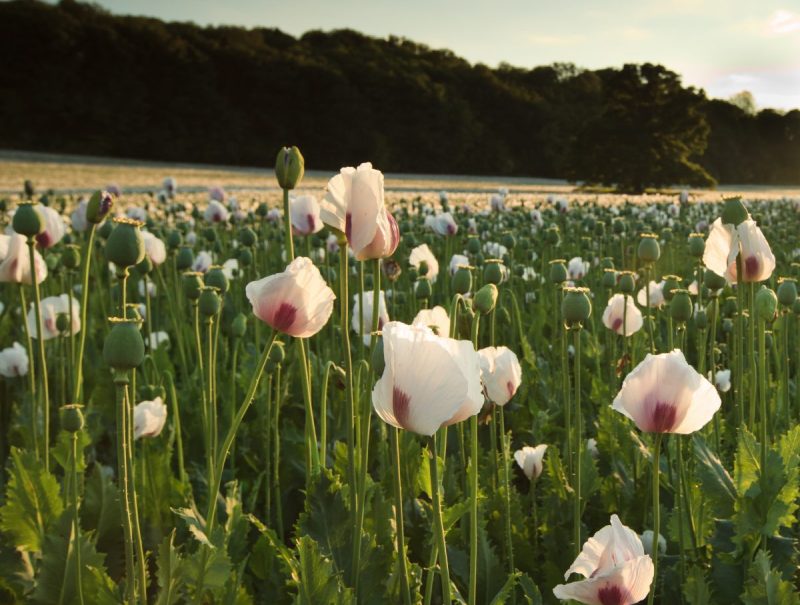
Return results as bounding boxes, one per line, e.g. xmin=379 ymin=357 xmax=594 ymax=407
xmin=475 ymin=283 xmax=499 ymax=314
xmin=275 ymin=146 xmax=305 ymax=190
xmin=755 ymin=287 xmax=778 ymax=323
xmin=720 ymin=197 xmax=748 ymax=226
xmin=87 ymin=190 xmax=114 ymax=224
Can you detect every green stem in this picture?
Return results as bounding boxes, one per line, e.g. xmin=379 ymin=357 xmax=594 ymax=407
xmin=28 ymin=238 xmax=50 ymax=472
xmin=573 ymin=325 xmax=583 ymax=557
xmin=649 ymin=433 xmax=663 ymax=605
xmin=114 ymin=374 xmax=136 ymax=603
xmin=73 ymin=224 xmax=96 ymax=402
xmin=391 ymin=428 xmax=412 ymax=605
xmin=469 ymin=313 xmax=480 ymax=605
xmin=430 ymin=433 xmax=451 ymax=605
xmin=71 ymin=431 xmax=85 ymax=605
xmin=283 ymin=188 xmax=295 ymax=262
xmin=499 ymin=406 xmax=514 ymax=575
xmin=18 ymin=285 xmax=38 ymax=458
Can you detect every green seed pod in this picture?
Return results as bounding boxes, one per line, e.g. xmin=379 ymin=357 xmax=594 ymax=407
xmin=669 ymin=290 xmax=693 ymax=323
xmin=136 ymin=256 xmax=153 ymax=276
xmin=777 ymin=278 xmax=797 ymax=308
xmin=765 ymin=331 xmax=774 ymax=349
xmin=755 ymin=286 xmax=778 ymax=323
xmin=483 ymin=260 xmax=504 ymax=285
xmin=637 ymin=234 xmax=661 ymax=263
xmin=474 ymin=253 xmax=485 ymax=267
xmin=105 ymin=218 xmax=145 ymax=268
xmin=166 ymin=229 xmax=182 ymax=250
xmin=545 ymin=226 xmax=561 ymax=246
xmin=60 ymin=404 xmax=85 ymax=433
xmin=256 ymin=202 xmax=269 ymax=218
xmin=23 ymin=179 xmax=35 ymax=199
xmin=231 ymin=313 xmax=247 ymax=338
xmin=548 ymin=259 xmax=567 ymax=284
xmin=203 ymin=227 xmax=217 ymax=243
xmin=793 ymin=298 xmax=800 ymax=316
xmin=661 ymin=228 xmax=673 ymax=243
xmin=695 ymin=308 xmax=708 ymax=330
xmin=612 ymin=218 xmax=625 ymax=234
xmin=238 ymin=227 xmax=257 ymax=248
xmin=270 ymin=341 xmax=286 ymax=364
xmin=562 ymin=287 xmax=592 ymax=325
xmin=176 ymin=246 xmax=194 ymax=271
xmin=475 ymin=283 xmax=499 ymax=315
xmin=662 ymin=275 xmax=681 ymax=302
xmin=371 ymin=334 xmax=385 ymax=375
xmin=688 ymin=233 xmax=705 ymax=258
xmin=415 ymin=277 xmax=432 ymax=300
xmin=721 ymin=197 xmax=748 ymax=226
xmin=618 ymin=271 xmax=636 ymax=294
xmin=103 ymin=318 xmax=145 ymax=370
xmin=61 ymin=244 xmax=81 ymax=270
xmin=722 ymin=317 xmax=734 ymax=333
xmin=501 ymin=233 xmax=516 ymax=250
xmin=275 ymin=146 xmax=305 ymax=190
xmin=594 ymin=222 xmax=606 ymax=237
xmin=453 ymin=266 xmax=473 ymax=295
xmin=205 ymin=266 xmax=230 ymax=294
xmin=12 ymin=202 xmax=44 ymax=236
xmin=466 ymin=237 xmax=481 ymax=255
xmin=87 ymin=190 xmax=114 ymax=224
xmin=182 ymin=271 xmax=204 ymax=301
xmin=198 ymin=287 xmax=220 ymax=317
xmin=238 ymin=248 xmax=253 ymax=267
xmin=602 ymin=269 xmax=617 ymax=289
xmin=704 ymin=269 xmax=727 ymax=292
xmin=417 ymin=260 xmax=429 ymax=277
xmin=97 ymin=220 xmax=113 ymax=240
xmin=600 ymin=257 xmax=615 ymax=270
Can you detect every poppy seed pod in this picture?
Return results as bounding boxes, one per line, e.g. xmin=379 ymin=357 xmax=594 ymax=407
xmin=238 ymin=227 xmax=257 ymax=248
xmin=602 ymin=269 xmax=617 ymax=289
xmin=61 ymin=244 xmax=81 ymax=270
xmin=415 ymin=277 xmax=432 ymax=300
xmin=703 ymin=269 xmax=727 ymax=291
xmin=548 ymin=260 xmax=567 ymax=284
xmin=182 ymin=272 xmax=204 ymax=301
xmin=720 ymin=197 xmax=748 ymax=226
xmin=545 ymin=226 xmax=560 ymax=246
xmin=618 ymin=271 xmax=636 ymax=294
xmin=669 ymin=290 xmax=693 ymax=323
xmin=722 ymin=317 xmax=734 ymax=333
xmin=60 ymin=404 xmax=85 ymax=433
xmin=105 ymin=218 xmax=145 ymax=268
xmin=777 ymin=278 xmax=797 ymax=307
xmin=198 ymin=287 xmax=221 ymax=317
xmin=688 ymin=233 xmax=705 ymax=258
xmin=695 ymin=308 xmax=709 ymax=330
xmin=97 ymin=220 xmax=113 ymax=240
xmin=466 ymin=237 xmax=481 ymax=255
xmin=238 ymin=248 xmax=253 ymax=267
xmin=612 ymin=218 xmax=625 ymax=234
xmin=12 ymin=202 xmax=44 ymax=236
xmin=205 ymin=266 xmax=230 ymax=294
xmin=637 ymin=234 xmax=660 ymax=263
xmin=231 ymin=312 xmax=247 ymax=338
xmin=475 ymin=283 xmax=499 ymax=314
xmin=562 ymin=287 xmax=592 ymax=325
xmin=87 ymin=190 xmax=114 ymax=224
xmin=755 ymin=287 xmax=778 ymax=322
xmin=483 ymin=260 xmax=504 ymax=285
xmin=501 ymin=233 xmax=516 ymax=249
xmin=453 ymin=266 xmax=473 ymax=294
xmin=103 ymin=318 xmax=145 ymax=371
xmin=166 ymin=229 xmax=182 ymax=250
xmin=275 ymin=146 xmax=305 ymax=190
xmin=661 ymin=275 xmax=681 ymax=301
xmin=139 ymin=384 xmax=166 ymax=400
xmin=176 ymin=246 xmax=194 ymax=270
xmin=136 ymin=256 xmax=153 ymax=276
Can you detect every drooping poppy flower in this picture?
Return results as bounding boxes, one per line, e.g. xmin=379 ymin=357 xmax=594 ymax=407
xmin=602 ymin=294 xmax=643 ymax=337
xmin=409 ymin=244 xmax=440 ymax=282
xmin=611 ymin=350 xmax=720 ymax=434
xmin=514 ymin=444 xmax=547 ymax=480
xmin=636 ymin=281 xmax=665 ymax=308
xmin=133 ymin=397 xmax=168 ymax=440
xmin=27 ymin=294 xmax=81 ymax=340
xmin=703 ymin=217 xmax=775 ymax=283
xmin=246 ymin=256 xmax=335 ymax=338
xmin=553 ymin=514 xmax=654 ymax=605
xmin=0 ymin=233 xmax=47 ymax=285
xmin=372 ymin=321 xmax=483 ymax=436
xmin=478 ymin=346 xmax=522 ymax=406
xmin=568 ymin=256 xmax=589 ymax=281
xmin=0 ymin=342 xmax=28 ymax=378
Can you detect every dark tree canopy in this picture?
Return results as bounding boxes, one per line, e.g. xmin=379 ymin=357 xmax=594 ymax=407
xmin=0 ymin=0 xmax=798 ymax=190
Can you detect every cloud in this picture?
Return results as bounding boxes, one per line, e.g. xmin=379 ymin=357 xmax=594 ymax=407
xmin=703 ymin=67 xmax=800 ymax=110
xmin=770 ymin=9 xmax=800 ymax=35
xmin=525 ymin=33 xmax=586 ymax=46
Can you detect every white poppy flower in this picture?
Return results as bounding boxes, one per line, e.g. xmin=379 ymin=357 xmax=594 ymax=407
xmin=478 ymin=346 xmax=522 ymax=406
xmin=290 ymin=195 xmax=324 ymax=236
xmin=0 ymin=342 xmax=29 ymax=378
xmin=514 ymin=444 xmax=547 ymax=480
xmin=412 ymin=306 xmax=450 ymax=337
xmin=27 ymin=294 xmax=80 ymax=340
xmin=636 ymin=281 xmax=665 ymax=308
xmin=352 ymin=290 xmax=389 ymax=346
xmin=409 ymin=244 xmax=439 ymax=282
xmin=703 ymin=217 xmax=775 ymax=283
xmin=133 ymin=397 xmax=168 ymax=439
xmin=602 ymin=294 xmax=643 ymax=337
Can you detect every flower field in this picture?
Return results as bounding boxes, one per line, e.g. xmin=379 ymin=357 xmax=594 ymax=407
xmin=1 ymin=147 xmax=800 ymax=604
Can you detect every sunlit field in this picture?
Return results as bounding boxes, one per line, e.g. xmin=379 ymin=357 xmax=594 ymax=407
xmin=1 ymin=147 xmax=800 ymax=605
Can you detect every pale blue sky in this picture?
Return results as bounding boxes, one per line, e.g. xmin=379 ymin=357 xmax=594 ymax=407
xmin=84 ymin=0 xmax=800 ymax=110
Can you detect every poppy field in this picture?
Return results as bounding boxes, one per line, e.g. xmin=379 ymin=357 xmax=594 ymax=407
xmin=1 ymin=148 xmax=800 ymax=604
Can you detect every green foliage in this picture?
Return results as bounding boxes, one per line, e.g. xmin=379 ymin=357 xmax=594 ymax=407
xmin=742 ymin=550 xmax=800 ymax=605
xmin=0 ymin=448 xmax=63 ymax=553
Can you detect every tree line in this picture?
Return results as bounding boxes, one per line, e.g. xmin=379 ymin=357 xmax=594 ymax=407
xmin=1 ymin=0 xmax=798 ymax=191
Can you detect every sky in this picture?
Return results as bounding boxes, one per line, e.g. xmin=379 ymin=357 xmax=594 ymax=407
xmin=82 ymin=0 xmax=800 ymax=110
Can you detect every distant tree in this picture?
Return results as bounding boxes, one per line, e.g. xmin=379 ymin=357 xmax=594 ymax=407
xmin=566 ymin=64 xmax=715 ymax=192
xmin=729 ymin=91 xmax=757 ymax=115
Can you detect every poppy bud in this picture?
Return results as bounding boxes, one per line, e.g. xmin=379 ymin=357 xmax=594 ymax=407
xmin=415 ymin=277 xmax=432 ymax=300
xmin=501 ymin=233 xmax=516 ymax=250
xmin=483 ymin=260 xmax=504 ymax=285
xmin=545 ymin=226 xmax=560 ymax=246
xmin=562 ymin=287 xmax=592 ymax=325
xmin=704 ymin=269 xmax=727 ymax=291
xmin=166 ymin=229 xmax=182 ymax=250
xmin=669 ymin=290 xmax=692 ymax=323
xmin=755 ymin=287 xmax=778 ymax=323
xmin=637 ymin=234 xmax=660 ymax=263
xmin=270 ymin=340 xmax=286 ymax=364
xmin=60 ymin=404 xmax=85 ymax=433
xmin=182 ymin=271 xmax=204 ymax=301
xmin=371 ymin=335 xmax=385 ymax=375
xmin=721 ymin=197 xmax=748 ymax=226
xmin=103 ymin=318 xmax=145 ymax=371
xmin=106 ymin=218 xmax=145 ymax=268
xmin=87 ymin=190 xmax=114 ymax=224
xmin=231 ymin=313 xmax=247 ymax=338
xmin=61 ymin=244 xmax=81 ymax=270
xmin=548 ymin=259 xmax=567 ymax=284
xmin=722 ymin=318 xmax=734 ymax=333
xmin=466 ymin=238 xmax=481 ymax=255
xmin=198 ymin=287 xmax=220 ymax=317
xmin=176 ymin=246 xmax=194 ymax=270
xmin=12 ymin=202 xmax=44 ymax=236
xmin=275 ymin=146 xmax=305 ymax=190
xmin=238 ymin=227 xmax=257 ymax=248
xmin=688 ymin=233 xmax=705 ymax=258
xmin=453 ymin=266 xmax=473 ymax=294
xmin=777 ymin=278 xmax=797 ymax=308
xmin=475 ymin=283 xmax=498 ymax=315
xmin=238 ymin=248 xmax=253 ymax=267
xmin=205 ymin=266 xmax=229 ymax=294
xmin=24 ymin=179 xmax=35 ymax=199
